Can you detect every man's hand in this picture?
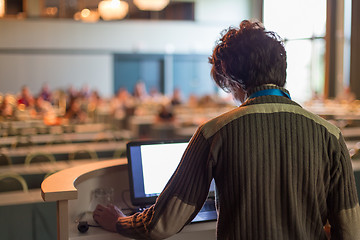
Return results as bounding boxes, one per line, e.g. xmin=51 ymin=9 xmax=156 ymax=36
xmin=93 ymin=204 xmax=126 ymax=233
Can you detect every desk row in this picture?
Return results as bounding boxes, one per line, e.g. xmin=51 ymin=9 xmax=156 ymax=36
xmin=0 ymin=141 xmax=127 ymax=165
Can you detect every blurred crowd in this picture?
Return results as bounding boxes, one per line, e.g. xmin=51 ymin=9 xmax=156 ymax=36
xmin=0 ymin=82 xmax=234 ymax=126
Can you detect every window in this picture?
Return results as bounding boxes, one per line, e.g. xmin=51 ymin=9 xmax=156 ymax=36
xmin=114 ymin=54 xmax=164 ymax=96
xmin=173 ymin=55 xmax=215 ymax=100
xmin=263 ymin=0 xmax=327 ymax=103
xmin=114 ymin=54 xmax=215 ymax=99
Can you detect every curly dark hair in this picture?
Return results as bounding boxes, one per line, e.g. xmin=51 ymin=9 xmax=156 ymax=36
xmin=209 ymin=20 xmax=287 ymax=93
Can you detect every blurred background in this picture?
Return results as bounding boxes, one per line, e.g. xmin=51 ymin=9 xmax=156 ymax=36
xmin=1 ymin=1 xmax=360 ymax=240
xmin=0 ymin=0 xmax=354 ymax=104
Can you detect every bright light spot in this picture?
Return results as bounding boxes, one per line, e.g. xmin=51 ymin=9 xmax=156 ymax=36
xmin=263 ymin=0 xmax=326 ymax=103
xmin=98 ymin=0 xmax=129 ymax=21
xmin=0 ymin=0 xmax=5 ymax=18
xmin=45 ymin=7 xmax=58 ymax=16
xmin=81 ymin=8 xmax=91 ymax=18
xmin=73 ymin=11 xmax=81 ymax=21
xmin=110 ymin=0 xmax=121 ymax=7
xmin=264 ymin=0 xmax=326 ymax=39
xmin=133 ymin=0 xmax=169 ymax=11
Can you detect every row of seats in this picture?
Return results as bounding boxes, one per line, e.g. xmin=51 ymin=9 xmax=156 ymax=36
xmin=0 ymin=149 xmax=128 ymax=193
xmin=0 ymin=171 xmax=60 ymax=193
xmin=0 ymin=173 xmax=29 ymax=193
xmin=0 ymin=148 xmax=127 ymax=166
xmin=0 ymin=123 xmax=104 ymax=137
xmin=0 ymin=130 xmax=125 ymax=150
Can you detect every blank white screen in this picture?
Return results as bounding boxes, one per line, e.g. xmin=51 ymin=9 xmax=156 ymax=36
xmin=141 ymin=142 xmax=188 ymax=195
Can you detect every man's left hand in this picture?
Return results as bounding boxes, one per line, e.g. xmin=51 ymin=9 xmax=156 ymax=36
xmin=93 ymin=204 xmax=125 ymax=232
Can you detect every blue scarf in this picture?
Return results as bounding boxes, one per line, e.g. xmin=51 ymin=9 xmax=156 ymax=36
xmin=248 ymin=89 xmax=291 ymax=100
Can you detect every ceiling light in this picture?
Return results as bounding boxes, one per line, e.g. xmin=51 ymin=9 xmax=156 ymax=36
xmin=0 ymin=0 xmax=5 ymax=18
xmin=73 ymin=8 xmax=100 ymax=23
xmin=45 ymin=7 xmax=58 ymax=17
xmin=98 ymin=0 xmax=129 ymax=21
xmin=133 ymin=0 xmax=170 ymax=11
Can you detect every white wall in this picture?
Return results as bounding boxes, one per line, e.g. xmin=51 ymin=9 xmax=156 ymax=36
xmin=0 ymin=53 xmax=112 ymax=96
xmin=0 ymin=0 xmax=254 ymax=97
xmin=195 ymin=0 xmax=251 ymax=24
xmin=0 ymin=20 xmax=227 ymax=52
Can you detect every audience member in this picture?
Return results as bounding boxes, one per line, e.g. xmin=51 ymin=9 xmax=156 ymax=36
xmin=337 ymin=86 xmax=356 ymax=103
xmin=33 ymin=95 xmax=54 ymax=117
xmin=187 ymin=94 xmax=199 ymax=108
xmin=171 ymin=88 xmax=183 ymax=105
xmin=88 ymin=90 xmax=102 ymax=108
xmin=133 ymin=81 xmax=148 ymax=101
xmin=87 ymin=90 xmax=105 ymax=120
xmin=0 ymin=95 xmax=14 ymax=119
xmin=198 ymin=94 xmax=218 ymax=107
xmin=156 ymin=104 xmax=175 ymax=123
xmin=111 ymin=88 xmax=135 ymax=118
xmin=66 ymin=85 xmax=79 ymax=102
xmin=17 ymin=85 xmax=34 ymax=108
xmin=149 ymin=87 xmax=166 ymax=103
xmin=39 ymin=83 xmax=52 ymax=103
xmin=64 ymin=97 xmax=87 ymax=123
xmin=79 ymin=84 xmax=91 ymax=99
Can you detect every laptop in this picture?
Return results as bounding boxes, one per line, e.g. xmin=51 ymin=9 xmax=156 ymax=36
xmin=126 ymin=139 xmax=217 ymax=224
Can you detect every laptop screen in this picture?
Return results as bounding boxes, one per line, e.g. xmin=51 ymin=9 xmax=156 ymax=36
xmin=127 ymin=139 xmax=190 ymax=207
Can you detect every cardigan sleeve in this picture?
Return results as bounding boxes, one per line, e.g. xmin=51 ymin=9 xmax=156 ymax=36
xmin=328 ymin=134 xmax=360 ymax=239
xmin=115 ymin=127 xmax=215 ymax=239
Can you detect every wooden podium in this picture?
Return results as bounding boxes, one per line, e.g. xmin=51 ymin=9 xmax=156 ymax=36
xmin=41 ymin=159 xmax=216 ymax=240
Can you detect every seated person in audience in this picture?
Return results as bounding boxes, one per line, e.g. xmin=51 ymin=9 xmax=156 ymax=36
xmin=133 ymin=81 xmax=148 ymax=102
xmin=156 ymin=103 xmax=175 ymax=123
xmin=79 ymin=84 xmax=91 ymax=99
xmin=187 ymin=94 xmax=199 ymax=108
xmin=111 ymin=88 xmax=135 ymax=119
xmin=149 ymin=88 xmax=164 ymax=102
xmin=64 ymin=97 xmax=87 ymax=123
xmin=0 ymin=95 xmax=14 ymax=119
xmin=87 ymin=90 xmax=103 ymax=111
xmin=39 ymin=83 xmax=52 ymax=103
xmin=32 ymin=95 xmax=54 ymax=118
xmin=94 ymin=20 xmax=360 ymax=239
xmin=198 ymin=94 xmax=218 ymax=107
xmin=171 ymin=88 xmax=183 ymax=106
xmin=17 ymin=85 xmax=34 ymax=108
xmin=336 ymin=86 xmax=356 ymax=103
xmin=66 ymin=85 xmax=79 ymax=102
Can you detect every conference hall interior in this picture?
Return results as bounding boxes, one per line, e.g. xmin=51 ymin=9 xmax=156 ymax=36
xmin=0 ymin=0 xmax=359 ymax=239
